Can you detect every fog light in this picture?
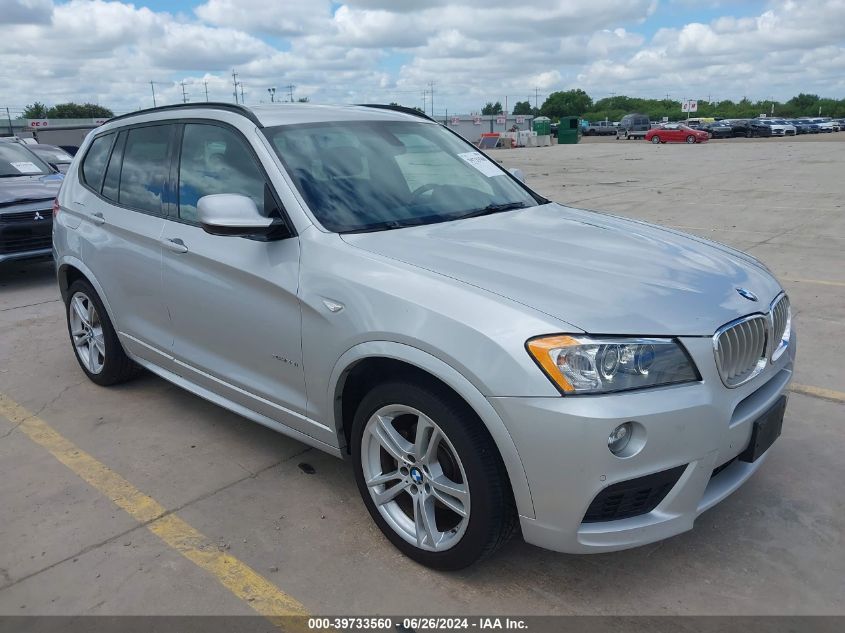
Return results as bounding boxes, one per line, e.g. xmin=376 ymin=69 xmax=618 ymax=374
xmin=608 ymin=422 xmax=633 ymax=455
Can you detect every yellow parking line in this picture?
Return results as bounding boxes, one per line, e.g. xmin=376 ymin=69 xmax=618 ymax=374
xmin=0 ymin=393 xmax=309 ymax=623
xmin=789 ymin=384 xmax=845 ymax=404
xmin=783 ymin=278 xmax=845 ymax=288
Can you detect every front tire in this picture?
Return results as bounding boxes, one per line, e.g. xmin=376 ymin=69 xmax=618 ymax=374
xmin=65 ymin=279 xmax=139 ymax=386
xmin=686 ymin=135 xmax=696 ymax=144
xmin=351 ymin=379 xmax=515 ymax=570
xmin=651 ymin=135 xmax=661 ymax=144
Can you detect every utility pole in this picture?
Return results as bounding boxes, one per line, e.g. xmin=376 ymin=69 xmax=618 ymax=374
xmin=422 ymin=89 xmax=427 ymax=113
xmin=204 ymin=81 xmax=209 ymax=102
xmin=429 ymin=81 xmax=434 ymax=118
xmin=286 ymin=84 xmax=295 ymax=102
xmin=268 ymin=87 xmax=276 ymax=103
xmin=534 ymin=87 xmax=539 ymax=111
xmin=5 ymin=107 xmax=13 ymax=137
xmin=180 ymin=81 xmax=189 ymax=104
xmin=150 ymin=81 xmax=158 ymax=107
xmin=239 ymin=82 xmax=245 ymax=105
xmin=231 ymin=69 xmax=239 ymax=104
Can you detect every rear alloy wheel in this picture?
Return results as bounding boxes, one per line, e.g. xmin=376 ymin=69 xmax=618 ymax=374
xmin=651 ymin=135 xmax=661 ymax=144
xmin=686 ymin=135 xmax=696 ymax=144
xmin=65 ymin=279 xmax=139 ymax=386
xmin=69 ymin=291 xmax=105 ymax=376
xmin=352 ymin=380 xmax=515 ymax=569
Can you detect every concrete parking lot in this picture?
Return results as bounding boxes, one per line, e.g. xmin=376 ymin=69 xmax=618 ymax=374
xmin=1 ymin=136 xmax=843 ymax=617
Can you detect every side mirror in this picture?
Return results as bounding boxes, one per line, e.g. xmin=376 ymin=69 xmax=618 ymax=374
xmin=508 ymin=168 xmax=526 ymax=183
xmin=197 ymin=194 xmax=287 ymax=238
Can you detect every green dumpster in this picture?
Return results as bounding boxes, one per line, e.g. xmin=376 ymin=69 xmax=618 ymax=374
xmin=533 ymin=116 xmax=551 ymax=136
xmin=557 ymin=116 xmax=582 ymax=144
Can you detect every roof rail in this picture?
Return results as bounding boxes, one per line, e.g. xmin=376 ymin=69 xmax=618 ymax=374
xmin=104 ymin=102 xmax=263 ymax=128
xmin=357 ymin=104 xmax=437 ymax=123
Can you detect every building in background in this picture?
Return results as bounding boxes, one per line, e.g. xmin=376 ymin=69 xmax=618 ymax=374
xmin=2 ymin=118 xmax=106 ymax=150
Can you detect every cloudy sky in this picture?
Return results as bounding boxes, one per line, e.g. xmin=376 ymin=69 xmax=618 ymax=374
xmin=2 ymin=0 xmax=844 ymax=116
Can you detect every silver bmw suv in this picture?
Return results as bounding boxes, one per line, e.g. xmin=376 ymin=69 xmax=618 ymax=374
xmin=54 ymin=103 xmax=795 ymax=569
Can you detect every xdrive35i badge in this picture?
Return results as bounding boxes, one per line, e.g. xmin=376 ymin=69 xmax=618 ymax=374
xmin=736 ymin=287 xmax=758 ymax=302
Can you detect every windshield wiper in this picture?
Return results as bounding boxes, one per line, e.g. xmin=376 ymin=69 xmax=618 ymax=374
xmin=453 ymin=201 xmax=529 ymax=220
xmin=340 ymin=217 xmax=432 ymax=234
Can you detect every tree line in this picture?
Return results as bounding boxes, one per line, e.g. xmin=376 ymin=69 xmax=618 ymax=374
xmin=479 ymin=91 xmax=845 ymax=121
xmin=22 ymin=102 xmax=114 ymax=119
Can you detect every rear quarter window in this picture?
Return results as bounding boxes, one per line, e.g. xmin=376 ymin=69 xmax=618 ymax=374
xmin=81 ymin=134 xmax=114 ymax=191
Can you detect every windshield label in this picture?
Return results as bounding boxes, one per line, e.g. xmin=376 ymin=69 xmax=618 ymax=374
xmin=10 ymin=161 xmax=41 ymax=174
xmin=458 ymin=152 xmax=504 ymax=178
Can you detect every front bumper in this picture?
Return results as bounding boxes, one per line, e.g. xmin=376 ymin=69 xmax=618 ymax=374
xmin=0 ymin=214 xmax=53 ymax=264
xmin=490 ymin=333 xmax=795 ymax=554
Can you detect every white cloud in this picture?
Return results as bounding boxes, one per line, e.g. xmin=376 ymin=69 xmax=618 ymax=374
xmin=0 ymin=0 xmax=842 ymax=116
xmin=0 ymin=0 xmax=53 ymax=24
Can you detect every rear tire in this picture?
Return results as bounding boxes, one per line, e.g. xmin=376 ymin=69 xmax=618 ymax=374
xmin=351 ymin=379 xmax=516 ymax=570
xmin=65 ymin=279 xmax=139 ymax=386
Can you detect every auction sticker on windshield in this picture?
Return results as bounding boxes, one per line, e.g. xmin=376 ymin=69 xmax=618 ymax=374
xmin=11 ymin=161 xmax=42 ymax=174
xmin=458 ymin=152 xmax=504 ymax=177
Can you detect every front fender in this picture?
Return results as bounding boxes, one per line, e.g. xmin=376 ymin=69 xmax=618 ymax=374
xmin=329 ymin=340 xmax=535 ymax=519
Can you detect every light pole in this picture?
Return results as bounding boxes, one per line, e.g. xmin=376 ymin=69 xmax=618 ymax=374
xmin=268 ymin=87 xmax=276 ymax=103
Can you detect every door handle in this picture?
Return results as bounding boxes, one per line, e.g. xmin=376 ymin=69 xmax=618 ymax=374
xmin=90 ymin=212 xmax=105 ymax=225
xmin=161 ymin=237 xmax=189 ymax=254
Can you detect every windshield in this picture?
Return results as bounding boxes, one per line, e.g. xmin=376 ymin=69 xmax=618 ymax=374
xmin=0 ymin=142 xmax=54 ymax=177
xmin=31 ymin=146 xmax=73 ymax=164
xmin=0 ymin=141 xmax=53 ymax=178
xmin=265 ymin=120 xmax=539 ymax=233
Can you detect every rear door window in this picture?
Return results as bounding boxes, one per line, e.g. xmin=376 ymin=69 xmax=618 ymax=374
xmin=118 ymin=125 xmax=173 ymax=215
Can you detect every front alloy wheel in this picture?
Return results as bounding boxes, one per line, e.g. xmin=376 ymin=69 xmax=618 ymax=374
xmin=361 ymin=405 xmax=470 ymax=551
xmin=651 ymin=135 xmax=661 ymax=144
xmin=686 ymin=135 xmax=696 ymax=144
xmin=352 ymin=380 xmax=515 ymax=569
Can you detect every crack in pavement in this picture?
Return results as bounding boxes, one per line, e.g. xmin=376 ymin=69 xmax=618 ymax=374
xmin=0 ymin=298 xmax=61 ymax=313
xmin=0 ymin=381 xmax=85 ymax=440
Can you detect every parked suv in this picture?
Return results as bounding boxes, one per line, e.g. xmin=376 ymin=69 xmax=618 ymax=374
xmin=1 ymin=138 xmax=63 ymax=264
xmin=616 ymin=113 xmax=651 ymax=139
xmin=55 ymin=103 xmax=795 ymax=569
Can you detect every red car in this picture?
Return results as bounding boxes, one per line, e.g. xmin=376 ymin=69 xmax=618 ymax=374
xmin=645 ymin=123 xmax=709 ymax=144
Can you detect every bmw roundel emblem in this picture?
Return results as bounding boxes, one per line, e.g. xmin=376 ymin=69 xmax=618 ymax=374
xmin=410 ymin=467 xmax=424 ymax=484
xmin=736 ymin=287 xmax=758 ymax=302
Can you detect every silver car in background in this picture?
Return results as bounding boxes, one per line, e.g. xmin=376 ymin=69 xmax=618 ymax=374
xmin=54 ymin=103 xmax=795 ymax=569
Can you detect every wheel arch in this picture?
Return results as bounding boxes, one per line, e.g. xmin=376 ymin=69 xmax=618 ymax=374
xmin=329 ymin=341 xmax=535 ymax=519
xmin=57 ymin=257 xmax=120 ymax=330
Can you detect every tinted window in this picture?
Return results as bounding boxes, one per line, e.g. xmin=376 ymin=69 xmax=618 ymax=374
xmin=102 ymin=131 xmax=126 ymax=202
xmin=178 ymin=124 xmax=266 ymax=222
xmin=81 ymin=134 xmax=114 ymax=189
xmin=119 ymin=125 xmax=172 ymax=214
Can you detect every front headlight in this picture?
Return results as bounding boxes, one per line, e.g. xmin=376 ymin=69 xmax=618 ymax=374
xmin=526 ymin=335 xmax=699 ymax=395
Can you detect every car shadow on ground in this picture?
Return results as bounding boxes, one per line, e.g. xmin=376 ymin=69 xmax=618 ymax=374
xmin=0 ymin=258 xmax=56 ymax=293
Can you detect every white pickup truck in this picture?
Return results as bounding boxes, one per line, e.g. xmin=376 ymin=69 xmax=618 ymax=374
xmin=584 ymin=121 xmax=617 ymax=136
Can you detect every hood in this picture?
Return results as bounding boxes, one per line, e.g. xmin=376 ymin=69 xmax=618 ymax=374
xmin=0 ymin=173 xmax=63 ymax=207
xmin=341 ymin=204 xmax=782 ymax=336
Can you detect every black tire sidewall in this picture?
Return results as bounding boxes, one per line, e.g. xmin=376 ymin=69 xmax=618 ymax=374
xmin=351 ymin=380 xmax=507 ymax=570
xmin=65 ymin=280 xmax=128 ymax=386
